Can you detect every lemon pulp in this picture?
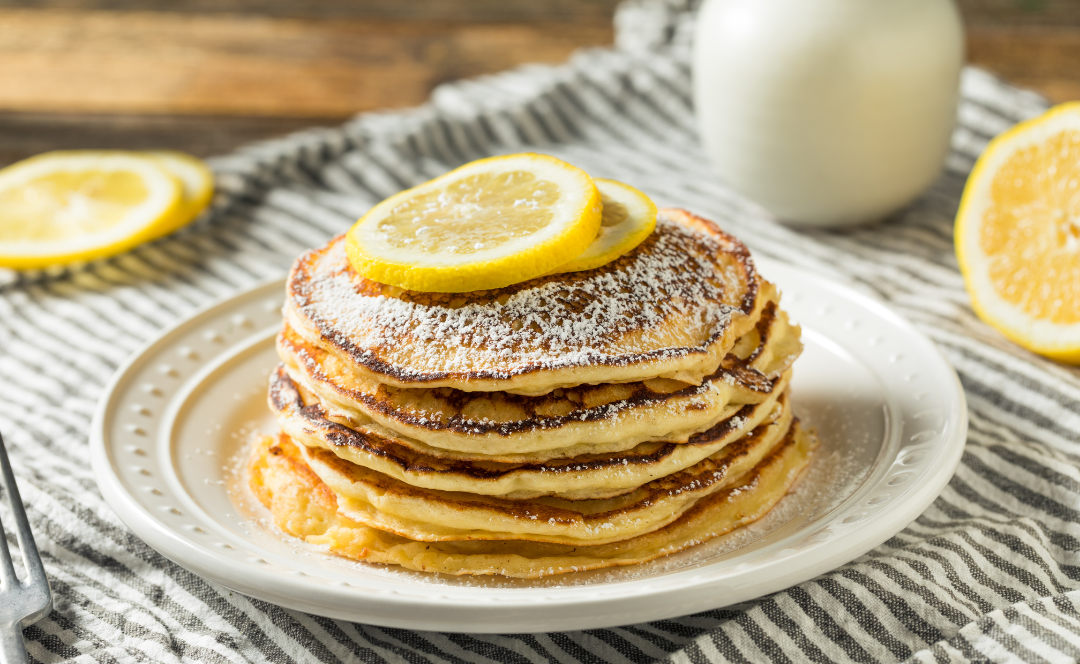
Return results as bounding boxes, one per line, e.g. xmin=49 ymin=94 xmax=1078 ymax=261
xmin=379 ymin=171 xmax=559 ymax=256
xmin=979 ymin=129 xmax=1080 ymax=325
xmin=0 ymin=170 xmax=150 ymax=242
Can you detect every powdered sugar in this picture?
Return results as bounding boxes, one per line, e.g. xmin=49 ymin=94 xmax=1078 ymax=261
xmin=289 ymin=216 xmax=750 ymax=381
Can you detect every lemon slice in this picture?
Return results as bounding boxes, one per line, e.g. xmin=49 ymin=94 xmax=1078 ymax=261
xmin=956 ymin=102 xmax=1080 ymax=363
xmin=345 ymin=153 xmax=601 ymax=292
xmin=548 ymin=179 xmax=656 ymax=274
xmin=0 ymin=151 xmax=183 ymax=269
xmin=145 ymin=151 xmax=215 ymax=240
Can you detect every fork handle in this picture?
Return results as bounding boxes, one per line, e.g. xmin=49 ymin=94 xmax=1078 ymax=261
xmin=0 ymin=621 xmax=28 ymax=664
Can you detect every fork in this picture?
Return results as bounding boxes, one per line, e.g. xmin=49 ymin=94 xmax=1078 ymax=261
xmin=0 ymin=430 xmax=52 ymax=664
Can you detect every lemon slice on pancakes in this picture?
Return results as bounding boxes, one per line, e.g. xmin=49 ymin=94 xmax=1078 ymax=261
xmin=548 ymin=178 xmax=657 ymax=274
xmin=956 ymin=102 xmax=1080 ymax=363
xmin=145 ymin=151 xmax=215 ymax=240
xmin=345 ymin=153 xmax=601 ymax=292
xmin=0 ymin=151 xmax=183 ymax=269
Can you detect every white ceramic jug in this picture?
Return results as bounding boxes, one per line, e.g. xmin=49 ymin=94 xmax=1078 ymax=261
xmin=693 ymin=0 xmax=964 ymax=227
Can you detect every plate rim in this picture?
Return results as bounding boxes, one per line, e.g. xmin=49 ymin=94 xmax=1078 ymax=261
xmin=90 ymin=262 xmax=968 ymax=632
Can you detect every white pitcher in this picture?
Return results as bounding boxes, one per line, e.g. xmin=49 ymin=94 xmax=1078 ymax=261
xmin=693 ymin=0 xmax=964 ymax=227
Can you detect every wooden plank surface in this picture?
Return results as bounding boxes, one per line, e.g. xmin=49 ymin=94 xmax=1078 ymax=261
xmin=0 ymin=0 xmax=622 ymax=22
xmin=968 ymin=27 xmax=1080 ymax=103
xmin=0 ymin=10 xmax=612 ymax=117
xmin=0 ymin=1 xmax=1077 ymax=167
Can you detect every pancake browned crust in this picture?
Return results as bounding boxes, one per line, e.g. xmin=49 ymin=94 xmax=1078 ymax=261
xmin=283 ymin=209 xmax=774 ymax=396
xmin=276 ymin=302 xmax=800 ymax=457
xmin=271 ymin=365 xmax=791 ymax=499
xmin=247 ymin=425 xmax=817 ymax=578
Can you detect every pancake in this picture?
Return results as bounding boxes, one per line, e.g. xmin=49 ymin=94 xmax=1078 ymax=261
xmin=283 ymin=208 xmax=774 ymax=396
xmin=258 ymin=199 xmax=817 ymax=578
xmin=277 ymin=302 xmax=800 ymax=457
xmin=294 ymin=412 xmax=796 ymax=546
xmin=247 ymin=424 xmax=817 ymax=578
xmin=271 ymin=365 xmax=791 ymax=499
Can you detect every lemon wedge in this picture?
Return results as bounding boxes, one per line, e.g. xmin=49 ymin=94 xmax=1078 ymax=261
xmin=345 ymin=153 xmax=601 ymax=292
xmin=956 ymin=102 xmax=1080 ymax=363
xmin=0 ymin=151 xmax=183 ymax=269
xmin=145 ymin=151 xmax=215 ymax=240
xmin=548 ymin=179 xmax=656 ymax=274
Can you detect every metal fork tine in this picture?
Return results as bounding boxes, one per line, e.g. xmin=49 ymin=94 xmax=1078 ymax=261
xmin=0 ymin=511 xmax=17 ymax=589
xmin=0 ymin=430 xmax=50 ymax=664
xmin=0 ymin=432 xmax=45 ymax=586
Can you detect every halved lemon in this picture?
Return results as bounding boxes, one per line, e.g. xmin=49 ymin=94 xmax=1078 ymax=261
xmin=548 ymin=178 xmax=656 ymax=274
xmin=145 ymin=151 xmax=215 ymax=240
xmin=0 ymin=151 xmax=183 ymax=269
xmin=345 ymin=153 xmax=602 ymax=292
xmin=956 ymin=102 xmax=1080 ymax=363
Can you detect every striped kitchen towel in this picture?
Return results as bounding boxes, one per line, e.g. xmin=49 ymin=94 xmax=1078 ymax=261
xmin=2 ymin=0 xmax=1079 ymax=662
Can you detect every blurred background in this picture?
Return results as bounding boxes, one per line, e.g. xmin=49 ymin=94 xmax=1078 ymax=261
xmin=0 ymin=0 xmax=1077 ymax=167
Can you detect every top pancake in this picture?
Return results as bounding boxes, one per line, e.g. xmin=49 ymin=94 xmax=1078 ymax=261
xmin=284 ymin=208 xmax=771 ymax=396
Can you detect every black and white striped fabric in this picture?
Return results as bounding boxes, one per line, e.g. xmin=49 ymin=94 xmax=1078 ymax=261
xmin=4 ymin=1 xmax=1080 ymax=661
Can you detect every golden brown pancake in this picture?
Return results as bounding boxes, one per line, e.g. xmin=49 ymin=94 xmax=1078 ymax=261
xmin=271 ymin=365 xmax=791 ymax=499
xmin=257 ymin=203 xmax=816 ymax=578
xmin=247 ymin=425 xmax=817 ymax=578
xmin=276 ymin=302 xmax=800 ymax=457
xmin=283 ymin=209 xmax=774 ymax=396
xmin=298 ymin=411 xmax=797 ymax=546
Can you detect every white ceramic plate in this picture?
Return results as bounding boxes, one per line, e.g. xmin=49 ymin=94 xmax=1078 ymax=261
xmin=91 ymin=259 xmax=967 ymax=633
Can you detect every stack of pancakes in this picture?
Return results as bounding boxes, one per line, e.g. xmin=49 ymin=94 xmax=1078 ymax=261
xmin=249 ymin=208 xmax=817 ymax=578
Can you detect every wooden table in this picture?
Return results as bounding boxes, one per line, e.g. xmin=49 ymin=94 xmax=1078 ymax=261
xmin=0 ymin=0 xmax=1076 ymax=167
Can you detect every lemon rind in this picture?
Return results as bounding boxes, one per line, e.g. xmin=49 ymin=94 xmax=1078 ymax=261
xmin=548 ymin=178 xmax=657 ymax=275
xmin=146 ymin=151 xmax=215 ymax=240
